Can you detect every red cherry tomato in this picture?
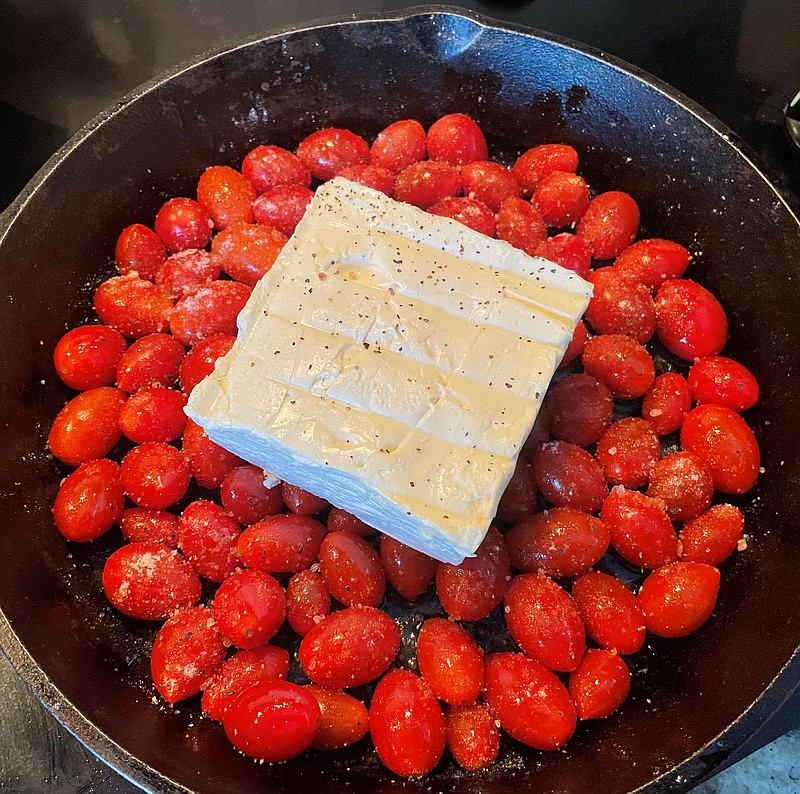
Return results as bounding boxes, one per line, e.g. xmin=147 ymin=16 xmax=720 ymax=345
xmin=370 ymin=119 xmax=428 ymax=174
xmin=369 ymin=669 xmax=446 ymax=777
xmin=569 ymin=649 xmax=631 ymax=719
xmin=280 ymin=482 xmax=329 ymax=515
xmin=394 ymin=160 xmax=462 ymax=209
xmin=169 ymin=280 xmax=252 ymax=346
xmin=436 ymin=526 xmax=510 ymax=621
xmin=582 ymin=334 xmax=655 ymax=400
xmin=484 ymin=652 xmax=577 ymax=750
xmin=638 ymin=562 xmax=721 ymax=638
xmin=679 ymin=503 xmax=746 ymax=566
xmin=319 ymin=531 xmax=385 ymax=608
xmin=286 ymin=569 xmax=331 ymax=637
xmin=558 ymin=320 xmax=589 ymax=369
xmin=416 ymin=618 xmax=484 ymax=705
xmin=115 ymin=223 xmax=167 ymax=281
xmin=54 ymin=325 xmax=127 ymax=391
xmin=595 ymin=417 xmax=660 ymax=489
xmin=512 ymin=144 xmax=579 ymax=195
xmin=211 ymin=221 xmax=287 ymax=286
xmin=601 ymin=487 xmax=678 ymax=569
xmin=151 ymin=605 xmax=226 ymax=703
xmin=241 ymin=144 xmax=311 ymax=194
xmin=642 ymin=372 xmax=692 ymax=436
xmin=102 ymin=542 xmax=200 ymax=620
xmin=327 ymin=507 xmax=375 ymax=537
xmin=504 ymin=574 xmax=586 ymax=672
xmin=121 ymin=442 xmax=191 ymax=509
xmin=337 ymin=164 xmax=395 ymax=197
xmin=572 ymin=571 xmax=646 ymax=655
xmin=538 ymin=233 xmax=592 ymax=280
xmin=119 ymin=507 xmax=179 ymax=546
xmin=298 ymin=605 xmax=400 ymax=688
xmin=116 ymin=333 xmax=185 ymax=393
xmin=496 ymin=458 xmax=538 ymax=525
xmin=545 ymin=373 xmax=614 ymax=448
xmin=252 ymin=184 xmax=314 ymax=237
xmin=533 ymin=440 xmax=607 ymax=513
xmin=118 ymin=387 xmax=188 ymax=444
xmin=213 ymin=568 xmax=286 ymax=648
xmin=48 ymin=387 xmax=126 ymax=466
xmin=305 ymin=685 xmax=370 ymax=751
xmin=533 ymin=170 xmax=590 ymax=227
xmin=93 ymin=275 xmax=173 ymax=339
xmin=178 ymin=499 xmax=241 ymax=582
xmin=428 ymin=196 xmax=496 ymax=237
xmin=155 ymin=249 xmax=222 ymax=301
xmin=427 ymin=113 xmax=487 ymax=165
xmin=680 ymin=404 xmax=760 ymax=494
xmin=495 ymin=196 xmax=547 ymax=256
xmin=380 ymin=535 xmax=437 ymax=601
xmin=296 ymin=128 xmax=370 ymax=181
xmin=506 ymin=507 xmax=610 ymax=578
xmin=182 ymin=419 xmax=244 ymax=489
xmin=196 ymin=165 xmax=256 ymax=230
xmin=223 ymin=680 xmax=321 ymax=762
xmin=236 ymin=513 xmax=327 ymax=573
xmin=613 ymin=238 xmax=690 ymax=292
xmin=220 ymin=464 xmax=283 ymax=525
xmin=647 ymin=452 xmax=714 ymax=521
xmin=178 ymin=334 xmax=235 ymax=395
xmin=576 ymin=191 xmax=640 ymax=260
xmin=53 ymin=458 xmax=124 ymax=542
xmin=585 ymin=267 xmax=656 ymax=344
xmin=446 ymin=701 xmax=500 ymax=771
xmin=688 ymin=356 xmax=759 ymax=413
xmin=154 ymin=197 xmax=213 ymax=252
xmin=461 ymin=160 xmax=519 ymax=212
xmin=655 ymin=279 xmax=729 ymax=360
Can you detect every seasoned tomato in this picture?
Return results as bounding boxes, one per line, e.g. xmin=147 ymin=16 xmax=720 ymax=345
xmin=569 ymin=649 xmax=631 ymax=719
xmin=296 ymin=128 xmax=370 ymax=181
xmin=380 ymin=535 xmax=437 ymax=601
xmin=318 ymin=531 xmax=386 ymax=608
xmin=595 ymin=417 xmax=660 ymax=489
xmin=427 ymin=113 xmax=487 ymax=165
xmin=53 ymin=325 xmax=127 ymax=391
xmin=446 ymin=702 xmax=500 ymax=771
xmin=213 ymin=568 xmax=286 ymax=648
xmin=576 ymin=191 xmax=640 ymax=260
xmin=306 ymin=685 xmax=369 ymax=751
xmin=533 ymin=441 xmax=607 ymax=513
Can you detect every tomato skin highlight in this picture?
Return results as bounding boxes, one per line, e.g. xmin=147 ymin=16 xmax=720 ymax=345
xmin=319 ymin=530 xmax=386 ymax=608
xmin=642 ymin=371 xmax=692 ymax=436
xmin=427 ymin=113 xmax=487 ymax=166
xmin=569 ymin=649 xmax=631 ymax=719
xmin=586 ymin=267 xmax=656 ymax=344
xmin=296 ymin=128 xmax=370 ymax=181
xmin=220 ymin=464 xmax=283 ymax=526
xmin=582 ymin=334 xmax=655 ymax=400
xmin=197 ymin=165 xmax=256 ymax=230
xmin=446 ymin=701 xmax=500 ymax=771
xmin=679 ymin=504 xmax=746 ymax=566
xmin=213 ymin=568 xmax=286 ymax=648
xmin=120 ymin=442 xmax=191 ymax=510
xmin=576 ymin=191 xmax=640 ymax=260
xmin=116 ymin=333 xmax=185 ymax=393
xmin=286 ymin=569 xmax=331 ymax=637
xmin=237 ymin=513 xmax=327 ymax=573
xmin=154 ymin=197 xmax=213 ymax=253
xmin=370 ymin=119 xmax=427 ymax=174
xmin=533 ymin=441 xmax=607 ymax=513
xmin=54 ymin=325 xmax=127 ymax=391
xmin=595 ymin=417 xmax=660 ymax=489
xmin=380 ymin=535 xmax=437 ymax=601
xmin=417 ymin=618 xmax=484 ymax=705
xmin=115 ymin=223 xmax=167 ymax=281
xmin=647 ymin=451 xmax=714 ymax=522
xmin=688 ymin=356 xmax=759 ymax=413
xmin=241 ymin=144 xmax=311 ymax=194
xmin=545 ymin=373 xmax=614 ymax=449
xmin=178 ymin=499 xmax=242 ymax=582
xmin=512 ymin=144 xmax=579 ymax=195
xmin=394 ymin=160 xmax=462 ymax=209
xmin=613 ymin=238 xmax=690 ymax=292
xmin=305 ymin=685 xmax=369 ymax=751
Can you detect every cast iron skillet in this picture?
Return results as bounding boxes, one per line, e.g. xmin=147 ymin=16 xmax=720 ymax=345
xmin=1 ymin=7 xmax=800 ymax=793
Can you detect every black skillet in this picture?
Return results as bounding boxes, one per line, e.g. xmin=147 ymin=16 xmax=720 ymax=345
xmin=1 ymin=7 xmax=800 ymax=794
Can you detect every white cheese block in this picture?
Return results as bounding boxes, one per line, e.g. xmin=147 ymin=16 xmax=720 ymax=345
xmin=186 ymin=178 xmax=592 ymax=564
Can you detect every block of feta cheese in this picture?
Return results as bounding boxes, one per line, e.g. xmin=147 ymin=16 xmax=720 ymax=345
xmin=186 ymin=178 xmax=592 ymax=564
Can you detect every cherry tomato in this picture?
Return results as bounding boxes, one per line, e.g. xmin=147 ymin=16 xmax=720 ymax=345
xmin=220 ymin=464 xmax=283 ymax=525
xmin=119 ymin=507 xmax=179 ymax=546
xmin=241 ymin=144 xmax=311 ymax=194
xmin=512 ymin=144 xmax=579 ymax=195
xmin=688 ymin=356 xmax=759 ymax=413
xmin=370 ymin=119 xmax=428 ymax=174
xmin=533 ymin=440 xmax=607 ymax=513
xmin=647 ymin=451 xmax=714 ymax=522
xmin=446 ymin=701 xmax=500 ymax=771
xmin=572 ymin=571 xmax=646 ymax=655
xmin=576 ymin=191 xmax=640 ymax=260
xmin=102 ymin=542 xmax=200 ymax=620
xmin=394 ymin=160 xmax=462 ymax=209
xmin=115 ymin=333 xmax=185 ymax=393
xmin=545 ymin=373 xmax=614 ymax=448
xmin=202 ymin=645 xmax=290 ymax=721
xmin=197 ymin=165 xmax=256 ymax=229
xmin=638 ymin=562 xmax=720 ymax=638
xmin=538 ymin=233 xmax=592 ymax=280
xmin=93 ymin=275 xmax=173 ymax=338
xmin=182 ymin=419 xmax=244 ymax=489
xmin=178 ymin=499 xmax=241 ymax=582
xmin=120 ymin=442 xmax=191 ymax=509
xmin=48 ymin=387 xmax=126 ymax=466
xmin=483 ymin=652 xmax=577 ymax=750
xmin=305 ymin=685 xmax=369 ymax=751
xmin=496 ymin=458 xmax=538 ymax=525
xmin=679 ymin=504 xmax=746 ymax=566
xmin=369 ymin=669 xmax=446 ymax=777
xmin=252 ymin=184 xmax=314 ymax=236
xmin=118 ymin=387 xmax=188 ymax=444
xmin=211 ymin=221 xmax=287 ymax=286
xmin=213 ymin=568 xmax=286 ymax=648
xmin=54 ymin=325 xmax=127 ymax=391
xmin=417 ymin=618 xmax=484 ymax=705
xmin=461 ymin=160 xmax=520 ymax=212
xmin=286 ymin=569 xmax=331 ymax=637
xmin=326 ymin=507 xmax=375 ymax=537
xmin=585 ymin=267 xmax=656 ymax=344
xmin=53 ymin=458 xmax=124 ymax=542
xmin=681 ymin=404 xmax=760 ymax=494
xmin=427 ymin=113 xmax=487 ymax=165
xmin=154 ymin=249 xmax=221 ymax=300
xmin=178 ymin=334 xmax=235 ymax=395
xmin=296 ymin=128 xmax=370 ymax=181
xmin=558 ymin=320 xmax=589 ymax=368
xmin=495 ymin=196 xmax=547 ymax=256
xmin=613 ymin=238 xmax=690 ymax=291
xmin=601 ymin=487 xmax=678 ymax=569
xmin=595 ymin=417 xmax=660 ymax=488
xmin=319 ymin=530 xmax=385 ymax=608
xmin=281 ymin=482 xmax=329 ymax=515
xmin=223 ymin=680 xmax=320 ymax=762
xmin=436 ymin=526 xmax=510 ymax=621
xmin=582 ymin=334 xmax=655 ymax=400
xmin=429 ymin=196 xmax=496 ymax=237
xmin=569 ymin=649 xmax=631 ymax=719
xmin=115 ymin=223 xmax=167 ymax=281
xmin=655 ymin=279 xmax=728 ymax=360
xmin=337 ymin=164 xmax=395 ymax=197
xmin=298 ymin=605 xmax=400 ymax=688
xmin=642 ymin=371 xmax=692 ymax=436
xmin=504 ymin=574 xmax=586 ymax=672
xmin=236 ymin=513 xmax=327 ymax=573
xmin=506 ymin=507 xmax=610 ymax=577
xmin=380 ymin=535 xmax=437 ymax=601
xmin=533 ymin=170 xmax=590 ymax=227
xmin=169 ymin=280 xmax=252 ymax=346
xmin=154 ymin=197 xmax=213 ymax=252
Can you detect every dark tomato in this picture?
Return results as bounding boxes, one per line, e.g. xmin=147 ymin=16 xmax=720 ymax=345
xmin=506 ymin=507 xmax=610 ymax=578
xmin=460 ymin=160 xmax=520 ymax=212
xmin=182 ymin=419 xmax=245 ymax=489
xmin=369 ymin=669 xmax=446 ymax=777
xmin=178 ymin=499 xmax=242 ymax=582
xmin=296 ymin=128 xmax=370 ymax=181
xmin=102 ymin=542 xmax=200 ymax=620
xmin=178 ymin=334 xmax=236 ymax=395
xmin=533 ymin=170 xmax=590 ymax=228
xmin=647 ymin=452 xmax=714 ymax=522
xmin=115 ymin=223 xmax=167 ymax=281
xmin=120 ymin=442 xmax=191 ymax=510
xmin=429 ymin=196 xmax=496 ymax=237
xmin=370 ymin=119 xmax=428 ymax=174
xmin=572 ymin=571 xmax=646 ymax=655
xmin=394 ymin=160 xmax=462 ymax=209
xmin=380 ymin=535 xmax=437 ymax=602
xmin=446 ymin=702 xmax=500 ymax=771
xmin=538 ymin=233 xmax=592 ymax=280
xmin=154 ymin=197 xmax=213 ymax=253
xmin=53 ymin=458 xmax=124 ymax=542
xmin=286 ymin=569 xmax=331 ymax=637
xmin=582 ymin=334 xmax=655 ymax=400
xmin=496 ymin=458 xmax=538 ymax=525
xmin=116 ymin=332 xmax=184 ymax=393
xmin=484 ymin=652 xmax=577 ymax=750
xmin=601 ymin=487 xmax=678 ymax=569
xmin=319 ymin=530 xmax=386 ymax=608
xmin=298 ymin=605 xmax=400 ymax=688
xmin=220 ymin=465 xmax=283 ymax=526
xmin=119 ymin=507 xmax=179 ymax=546
xmin=155 ymin=248 xmax=222 ymax=301
xmin=169 ymin=280 xmax=252 ymax=346
xmin=93 ymin=275 xmax=173 ymax=339
xmin=613 ymin=238 xmax=690 ymax=292
xmin=576 ymin=191 xmax=640 ymax=260
xmin=504 ymin=574 xmax=586 ymax=672
xmin=521 ymin=400 xmax=552 ymax=460
xmin=118 ymin=387 xmax=188 ymax=444
xmin=655 ymin=279 xmax=729 ymax=360
xmin=196 ymin=165 xmax=256 ymax=230
xmin=512 ymin=144 xmax=579 ymax=195
xmin=679 ymin=504 xmax=746 ymax=566
xmin=642 ymin=372 xmax=692 ymax=436
xmin=688 ymin=356 xmax=759 ymax=413
xmin=327 ymin=507 xmax=375 ymax=537
xmin=54 ymin=325 xmax=127 ymax=391
xmin=281 ymin=482 xmax=329 ymax=515
xmin=638 ymin=562 xmax=721 ymax=638
xmin=681 ymin=404 xmax=760 ymax=494
xmin=436 ymin=526 xmax=510 ymax=621
xmin=595 ymin=417 xmax=660 ymax=489
xmin=558 ymin=320 xmax=589 ymax=369
xmin=585 ymin=267 xmax=656 ymax=344
xmin=241 ymin=144 xmax=311 ymax=194
xmin=48 ymin=387 xmax=125 ymax=466
xmin=211 ymin=221 xmax=287 ymax=286
xmin=252 ymin=184 xmax=315 ymax=237
xmin=545 ymin=373 xmax=614 ymax=448
xmin=306 ymin=685 xmax=370 ymax=751
xmin=416 ymin=618 xmax=484 ymax=705
xmin=213 ymin=568 xmax=286 ymax=648
xmin=569 ymin=649 xmax=631 ymax=719
xmin=236 ymin=513 xmax=327 ymax=573
xmin=495 ymin=196 xmax=547 ymax=257
xmin=337 ymin=164 xmax=395 ymax=197
xmin=427 ymin=113 xmax=487 ymax=165
xmin=533 ymin=441 xmax=607 ymax=513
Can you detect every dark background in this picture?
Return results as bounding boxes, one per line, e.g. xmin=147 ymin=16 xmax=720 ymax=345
xmin=1 ymin=1 xmax=799 ymax=792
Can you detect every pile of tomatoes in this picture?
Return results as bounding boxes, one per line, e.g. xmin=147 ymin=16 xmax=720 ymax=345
xmin=47 ymin=112 xmax=760 ymax=777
